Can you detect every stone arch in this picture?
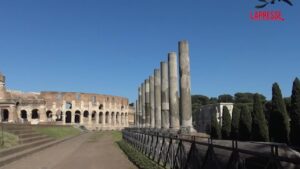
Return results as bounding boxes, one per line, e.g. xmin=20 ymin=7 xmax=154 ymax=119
xmin=105 ymin=111 xmax=109 ymax=124
xmin=31 ymin=109 xmax=39 ymax=119
xmin=121 ymin=112 xmax=124 ymax=125
xmin=111 ymin=112 xmax=115 ymax=125
xmin=46 ymin=110 xmax=52 ymax=118
xmin=99 ymin=112 xmax=103 ymax=124
xmin=92 ymin=111 xmax=96 ymax=123
xmin=116 ymin=112 xmax=120 ymax=124
xmin=75 ymin=110 xmax=81 ymax=123
xmin=1 ymin=109 xmax=9 ymax=122
xmin=83 ymin=110 xmax=89 ymax=117
xmin=65 ymin=111 xmax=72 ymax=123
xmin=21 ymin=110 xmax=27 ymax=120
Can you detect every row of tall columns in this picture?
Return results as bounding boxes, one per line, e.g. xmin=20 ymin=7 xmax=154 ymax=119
xmin=136 ymin=40 xmax=194 ymax=133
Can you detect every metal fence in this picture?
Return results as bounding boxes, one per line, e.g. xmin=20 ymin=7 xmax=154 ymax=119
xmin=122 ymin=128 xmax=300 ymax=169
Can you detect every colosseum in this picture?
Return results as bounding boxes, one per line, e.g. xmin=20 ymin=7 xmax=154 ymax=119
xmin=0 ymin=73 xmax=133 ymax=130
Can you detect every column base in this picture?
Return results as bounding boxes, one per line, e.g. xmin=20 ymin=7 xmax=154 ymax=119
xmin=179 ymin=126 xmax=197 ymax=134
xmin=168 ymin=128 xmax=180 ymax=135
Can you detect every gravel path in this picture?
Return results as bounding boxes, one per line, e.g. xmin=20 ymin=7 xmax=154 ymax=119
xmin=0 ymin=132 xmax=137 ymax=169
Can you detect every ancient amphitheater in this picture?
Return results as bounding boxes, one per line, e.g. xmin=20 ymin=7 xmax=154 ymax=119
xmin=0 ymin=73 xmax=133 ymax=130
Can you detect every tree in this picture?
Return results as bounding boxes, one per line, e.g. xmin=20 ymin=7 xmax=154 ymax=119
xmin=218 ymin=94 xmax=234 ymax=103
xmin=192 ymin=95 xmax=210 ymax=122
xmin=231 ymin=106 xmax=240 ymax=140
xmin=221 ymin=106 xmax=231 ymax=139
xmin=210 ymin=109 xmax=221 ymax=139
xmin=270 ymin=83 xmax=290 ymax=143
xmin=209 ymin=97 xmax=218 ymax=104
xmin=251 ymin=93 xmax=269 ymax=141
xmin=284 ymin=97 xmax=292 ymax=117
xmin=239 ymin=105 xmax=252 ymax=141
xmin=264 ymin=101 xmax=272 ymax=124
xmin=290 ymin=78 xmax=300 ymax=146
xmin=234 ymin=92 xmax=266 ymax=104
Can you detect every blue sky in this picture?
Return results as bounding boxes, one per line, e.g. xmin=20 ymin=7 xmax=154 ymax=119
xmin=0 ymin=0 xmax=299 ymax=102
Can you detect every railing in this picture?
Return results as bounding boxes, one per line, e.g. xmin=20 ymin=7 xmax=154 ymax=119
xmin=122 ymin=128 xmax=300 ymax=169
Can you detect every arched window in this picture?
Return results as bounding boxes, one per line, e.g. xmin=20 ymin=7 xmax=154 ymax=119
xmin=31 ymin=109 xmax=39 ymax=119
xmin=92 ymin=111 xmax=96 ymax=121
xmin=105 ymin=112 xmax=109 ymax=124
xmin=75 ymin=110 xmax=81 ymax=123
xmin=99 ymin=104 xmax=103 ymax=110
xmin=111 ymin=112 xmax=115 ymax=125
xmin=66 ymin=102 xmax=72 ymax=110
xmin=46 ymin=111 xmax=52 ymax=118
xmin=1 ymin=109 xmax=9 ymax=121
xmin=99 ymin=112 xmax=103 ymax=124
xmin=65 ymin=111 xmax=72 ymax=123
xmin=21 ymin=110 xmax=27 ymax=120
xmin=84 ymin=111 xmax=89 ymax=118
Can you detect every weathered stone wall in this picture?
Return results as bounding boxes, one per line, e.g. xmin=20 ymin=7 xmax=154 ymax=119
xmin=194 ymin=103 xmax=234 ymax=133
xmin=0 ymin=73 xmax=130 ymax=130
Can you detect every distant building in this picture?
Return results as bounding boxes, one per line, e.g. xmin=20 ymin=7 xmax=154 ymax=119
xmin=194 ymin=103 xmax=234 ymax=133
xmin=0 ymin=73 xmax=131 ymax=130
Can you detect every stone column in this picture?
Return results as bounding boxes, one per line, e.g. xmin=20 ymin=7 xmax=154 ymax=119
xmin=145 ymin=79 xmax=150 ymax=128
xmin=141 ymin=83 xmax=145 ymax=128
xmin=154 ymin=69 xmax=161 ymax=129
xmin=88 ymin=112 xmax=92 ymax=124
xmin=102 ymin=113 xmax=106 ymax=127
xmin=71 ymin=111 xmax=75 ymax=124
xmin=96 ymin=112 xmax=99 ymax=124
xmin=149 ymin=75 xmax=155 ymax=128
xmin=62 ymin=111 xmax=66 ymax=125
xmin=118 ymin=113 xmax=121 ymax=127
xmin=178 ymin=40 xmax=194 ymax=133
xmin=8 ymin=106 xmax=16 ymax=123
xmin=168 ymin=52 xmax=180 ymax=130
xmin=108 ymin=112 xmax=111 ymax=128
xmin=80 ymin=112 xmax=84 ymax=125
xmin=161 ymin=62 xmax=170 ymax=130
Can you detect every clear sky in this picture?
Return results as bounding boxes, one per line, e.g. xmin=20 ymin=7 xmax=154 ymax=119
xmin=0 ymin=0 xmax=299 ymax=103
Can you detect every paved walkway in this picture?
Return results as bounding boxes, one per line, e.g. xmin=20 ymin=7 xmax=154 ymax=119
xmin=0 ymin=132 xmax=137 ymax=169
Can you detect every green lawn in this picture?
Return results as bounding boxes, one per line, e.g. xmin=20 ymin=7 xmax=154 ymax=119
xmin=111 ymin=131 xmax=122 ymax=142
xmin=0 ymin=131 xmax=19 ymax=149
xmin=34 ymin=126 xmax=81 ymax=139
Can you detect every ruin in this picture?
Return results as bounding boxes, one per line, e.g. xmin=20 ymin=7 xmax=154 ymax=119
xmin=0 ymin=73 xmax=133 ymax=130
xmin=128 ymin=40 xmax=300 ymax=169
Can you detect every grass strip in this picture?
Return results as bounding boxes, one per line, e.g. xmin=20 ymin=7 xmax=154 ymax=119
xmin=34 ymin=126 xmax=81 ymax=139
xmin=0 ymin=131 xmax=19 ymax=149
xmin=117 ymin=139 xmax=164 ymax=169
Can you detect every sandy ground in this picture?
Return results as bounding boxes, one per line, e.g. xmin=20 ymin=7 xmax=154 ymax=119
xmin=0 ymin=132 xmax=137 ymax=169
